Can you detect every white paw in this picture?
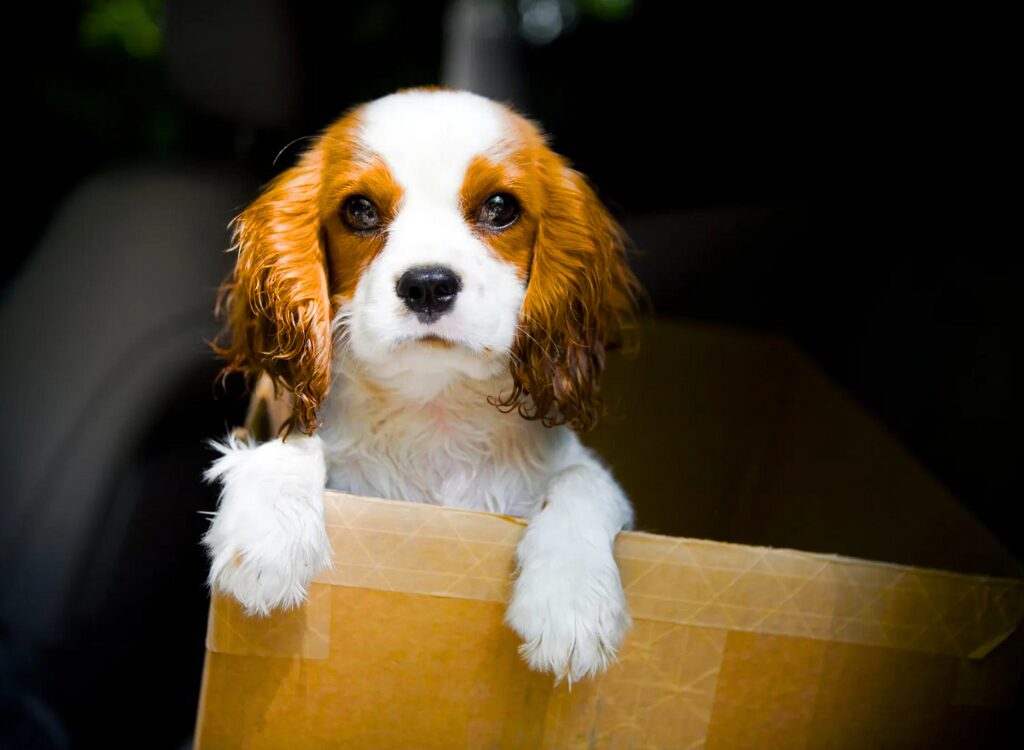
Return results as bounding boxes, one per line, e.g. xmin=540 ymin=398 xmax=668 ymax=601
xmin=203 ymin=434 xmax=332 ymax=616
xmin=505 ymin=549 xmax=630 ymax=684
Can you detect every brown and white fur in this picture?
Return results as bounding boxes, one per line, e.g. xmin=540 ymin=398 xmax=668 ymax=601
xmin=204 ymin=89 xmax=640 ymax=683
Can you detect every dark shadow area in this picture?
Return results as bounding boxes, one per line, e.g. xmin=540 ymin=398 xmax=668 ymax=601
xmin=28 ymin=367 xmax=248 ymax=747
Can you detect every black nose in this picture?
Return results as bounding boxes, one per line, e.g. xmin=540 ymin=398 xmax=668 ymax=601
xmin=396 ymin=266 xmax=462 ymax=320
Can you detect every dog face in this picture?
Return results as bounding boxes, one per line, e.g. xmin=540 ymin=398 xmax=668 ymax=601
xmin=325 ymin=92 xmax=534 ymax=392
xmin=218 ymin=89 xmax=638 ymax=433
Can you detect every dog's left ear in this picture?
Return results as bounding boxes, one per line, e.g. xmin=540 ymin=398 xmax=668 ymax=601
xmin=214 ymin=143 xmax=331 ymax=435
xmin=504 ymin=153 xmax=640 ymax=431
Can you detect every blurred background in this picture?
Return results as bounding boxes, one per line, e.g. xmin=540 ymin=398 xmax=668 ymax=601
xmin=1 ymin=1 xmax=1021 ymax=747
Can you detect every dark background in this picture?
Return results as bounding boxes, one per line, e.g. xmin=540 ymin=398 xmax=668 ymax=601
xmin=1 ymin=1 xmax=1021 ymax=747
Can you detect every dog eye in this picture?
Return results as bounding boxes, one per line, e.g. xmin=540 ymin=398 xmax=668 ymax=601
xmin=341 ymin=196 xmax=380 ymax=231
xmin=477 ymin=193 xmax=520 ymax=230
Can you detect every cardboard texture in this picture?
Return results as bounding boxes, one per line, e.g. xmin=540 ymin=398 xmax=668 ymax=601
xmin=195 ymin=320 xmax=1024 ymax=749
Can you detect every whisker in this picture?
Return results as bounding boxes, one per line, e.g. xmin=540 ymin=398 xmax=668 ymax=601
xmin=272 ymin=135 xmax=320 ymax=166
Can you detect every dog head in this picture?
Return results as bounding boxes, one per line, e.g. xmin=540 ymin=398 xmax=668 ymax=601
xmin=217 ymin=89 xmax=639 ymax=434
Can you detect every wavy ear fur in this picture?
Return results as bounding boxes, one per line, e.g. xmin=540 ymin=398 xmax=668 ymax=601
xmin=214 ymin=145 xmax=330 ymax=435
xmin=502 ymin=154 xmax=640 ymax=431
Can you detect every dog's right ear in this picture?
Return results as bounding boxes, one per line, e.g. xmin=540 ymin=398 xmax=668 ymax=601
xmin=215 ymin=144 xmax=330 ymax=436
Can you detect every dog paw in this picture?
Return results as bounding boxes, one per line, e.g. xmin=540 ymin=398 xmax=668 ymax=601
xmin=203 ymin=434 xmax=332 ymax=616
xmin=505 ymin=551 xmax=630 ymax=684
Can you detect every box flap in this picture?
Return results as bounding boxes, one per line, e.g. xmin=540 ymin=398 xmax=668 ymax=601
xmin=588 ymin=320 xmax=1023 ymax=578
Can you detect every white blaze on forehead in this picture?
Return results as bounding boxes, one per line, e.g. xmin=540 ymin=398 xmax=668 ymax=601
xmin=358 ymin=90 xmax=512 ymax=202
xmin=341 ymin=90 xmax=528 ymax=392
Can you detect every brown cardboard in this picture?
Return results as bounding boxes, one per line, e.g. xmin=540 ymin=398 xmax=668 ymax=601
xmin=195 ymin=320 xmax=1024 ymax=749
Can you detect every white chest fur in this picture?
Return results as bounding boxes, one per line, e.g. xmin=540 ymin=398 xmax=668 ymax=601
xmin=317 ymin=371 xmax=573 ymax=517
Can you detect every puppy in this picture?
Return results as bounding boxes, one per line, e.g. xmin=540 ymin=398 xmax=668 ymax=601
xmin=204 ymin=89 xmax=640 ymax=682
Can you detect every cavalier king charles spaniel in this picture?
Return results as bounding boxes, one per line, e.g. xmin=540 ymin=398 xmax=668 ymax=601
xmin=204 ymin=88 xmax=640 ymax=683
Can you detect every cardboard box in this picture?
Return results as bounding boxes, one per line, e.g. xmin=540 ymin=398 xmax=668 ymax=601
xmin=194 ymin=320 xmax=1024 ymax=749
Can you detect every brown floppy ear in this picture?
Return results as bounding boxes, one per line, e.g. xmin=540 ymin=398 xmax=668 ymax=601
xmin=503 ymin=154 xmax=640 ymax=431
xmin=214 ymin=144 xmax=330 ymax=435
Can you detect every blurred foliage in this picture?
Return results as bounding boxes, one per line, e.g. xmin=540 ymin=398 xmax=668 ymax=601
xmin=581 ymin=0 xmax=632 ymax=21
xmin=80 ymin=0 xmax=165 ymax=59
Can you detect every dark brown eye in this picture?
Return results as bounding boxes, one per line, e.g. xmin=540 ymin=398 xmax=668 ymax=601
xmin=477 ymin=193 xmax=520 ymax=229
xmin=342 ymin=195 xmax=380 ymax=232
